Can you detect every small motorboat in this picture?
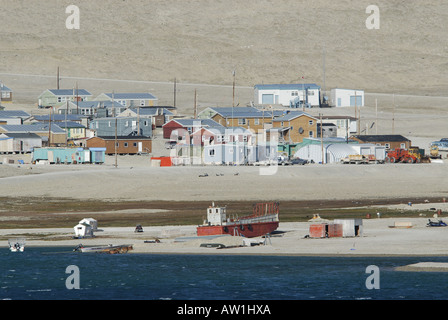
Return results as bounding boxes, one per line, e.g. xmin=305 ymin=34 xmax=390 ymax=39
xmin=427 ymin=219 xmax=447 ymax=227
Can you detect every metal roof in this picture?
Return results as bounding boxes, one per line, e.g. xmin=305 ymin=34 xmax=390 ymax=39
xmin=0 ymin=83 xmax=12 ymax=92
xmin=33 ymin=114 xmax=83 ymax=121
xmin=254 ymin=84 xmax=321 ymax=90
xmin=103 ymin=93 xmax=157 ymax=100
xmin=209 ymin=106 xmax=280 ymax=118
xmin=172 ymin=118 xmax=223 ymax=127
xmin=351 ymin=135 xmax=410 ymax=142
xmin=0 ymin=124 xmax=65 ymax=133
xmin=48 ymin=89 xmax=92 ymax=96
xmin=272 ymin=111 xmax=316 ymax=122
xmin=0 ymin=132 xmax=41 ymax=139
xmin=0 ymin=110 xmax=31 ymax=118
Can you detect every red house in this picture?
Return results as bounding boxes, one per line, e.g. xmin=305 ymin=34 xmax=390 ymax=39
xmin=162 ymin=118 xmax=223 ymax=140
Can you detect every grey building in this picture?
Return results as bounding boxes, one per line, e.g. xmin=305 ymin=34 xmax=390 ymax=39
xmin=90 ymin=117 xmax=153 ymax=137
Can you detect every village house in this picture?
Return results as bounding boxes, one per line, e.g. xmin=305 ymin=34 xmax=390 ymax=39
xmin=0 ymin=132 xmax=42 ymax=153
xmin=90 ymin=117 xmax=153 ymax=137
xmin=0 ymin=123 xmax=66 ymax=146
xmin=320 ymin=115 xmax=358 ymax=138
xmin=32 ymin=147 xmax=106 ymax=164
xmin=57 ymin=121 xmax=87 ymax=140
xmin=0 ymin=83 xmax=13 ymax=103
xmin=191 ymin=126 xmax=253 ymax=146
xmin=330 ymin=89 xmax=364 ymax=107
xmin=271 ymin=111 xmax=318 ymax=144
xmin=94 ymin=92 xmax=158 ymax=107
xmin=197 ymin=106 xmax=284 ymax=132
xmin=30 ymin=114 xmax=84 ymax=125
xmin=117 ymin=107 xmax=175 ymax=127
xmin=55 ymin=100 xmax=124 ymax=117
xmin=162 ymin=118 xmax=223 ymax=139
xmin=350 ymin=134 xmax=411 ymax=150
xmin=38 ymin=89 xmax=93 ymax=109
xmin=0 ymin=110 xmax=32 ymax=125
xmin=254 ymin=84 xmax=321 ymax=107
xmin=86 ymin=136 xmax=152 ymax=155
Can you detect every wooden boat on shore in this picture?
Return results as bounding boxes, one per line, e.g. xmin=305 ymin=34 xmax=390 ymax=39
xmin=197 ymin=202 xmax=279 ymax=238
xmin=73 ymin=244 xmax=133 ymax=254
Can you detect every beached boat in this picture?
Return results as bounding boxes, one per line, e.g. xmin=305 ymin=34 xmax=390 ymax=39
xmin=73 ymin=244 xmax=133 ymax=254
xmin=427 ymin=219 xmax=447 ymax=227
xmin=197 ymin=202 xmax=279 ymax=238
xmin=8 ymin=238 xmax=25 ymax=252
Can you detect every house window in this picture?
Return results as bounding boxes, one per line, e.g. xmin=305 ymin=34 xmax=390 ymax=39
xmin=124 ymin=142 xmax=128 ymax=147
xmin=254 ymin=119 xmax=260 ymax=125
xmin=116 ymin=142 xmax=119 ymax=147
xmin=125 ymin=121 xmax=129 ymax=127
xmin=140 ymin=100 xmax=145 ymax=106
xmin=309 ymin=120 xmax=314 ymax=125
xmin=209 ymin=149 xmax=215 ymax=156
xmin=309 ymin=131 xmax=314 ymax=137
xmin=133 ymin=142 xmax=137 ymax=147
xmin=144 ymin=121 xmax=148 ymax=126
xmin=400 ymin=143 xmax=406 ymax=148
xmin=238 ymin=118 xmax=246 ymax=125
xmin=385 ymin=143 xmax=390 ymax=149
xmin=108 ymin=121 xmax=111 ymax=127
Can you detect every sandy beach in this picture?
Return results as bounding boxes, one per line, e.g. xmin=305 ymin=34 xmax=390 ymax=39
xmin=2 ymin=215 xmax=448 ymax=257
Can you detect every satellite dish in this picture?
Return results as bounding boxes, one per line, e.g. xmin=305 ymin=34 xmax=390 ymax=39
xmin=299 ymin=127 xmax=304 ymax=134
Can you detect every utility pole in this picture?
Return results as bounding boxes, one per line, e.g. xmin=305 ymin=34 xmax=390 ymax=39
xmin=320 ymin=113 xmax=324 ymax=164
xmin=48 ymin=107 xmax=52 ymax=147
xmin=57 ymin=67 xmax=60 ymax=90
xmin=232 ymin=70 xmax=236 ymax=107
xmin=194 ymin=89 xmax=197 ymax=119
xmin=392 ymin=93 xmax=395 ymax=134
xmin=375 ymin=99 xmax=378 ymax=135
xmin=173 ymin=78 xmax=176 ymax=109
xmin=354 ymin=91 xmax=358 ymax=134
xmin=76 ymin=82 xmax=79 ymax=114
xmin=115 ymin=117 xmax=118 ymax=168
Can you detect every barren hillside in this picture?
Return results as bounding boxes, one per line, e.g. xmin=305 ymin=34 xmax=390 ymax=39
xmin=1 ymin=0 xmax=447 ymax=95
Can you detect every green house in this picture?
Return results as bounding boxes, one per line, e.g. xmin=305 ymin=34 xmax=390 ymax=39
xmin=38 ymin=89 xmax=92 ymax=109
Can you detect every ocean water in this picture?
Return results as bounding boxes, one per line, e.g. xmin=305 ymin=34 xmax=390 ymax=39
xmin=1 ymin=247 xmax=448 ymax=300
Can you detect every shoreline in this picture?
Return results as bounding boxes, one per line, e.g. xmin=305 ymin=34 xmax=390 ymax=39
xmin=4 ymin=217 xmax=448 ymax=257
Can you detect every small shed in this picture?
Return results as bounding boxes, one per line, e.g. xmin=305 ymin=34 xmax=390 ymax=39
xmin=74 ymin=223 xmax=94 ymax=238
xmin=79 ymin=218 xmax=98 ymax=231
xmin=330 ymin=89 xmax=364 ymax=107
xmin=334 ymin=219 xmax=363 ymax=237
xmin=309 ymin=223 xmax=343 ymax=238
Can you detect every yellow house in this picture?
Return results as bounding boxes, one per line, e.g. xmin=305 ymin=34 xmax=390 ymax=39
xmin=272 ymin=111 xmax=317 ymax=144
xmin=198 ymin=106 xmax=285 ymax=132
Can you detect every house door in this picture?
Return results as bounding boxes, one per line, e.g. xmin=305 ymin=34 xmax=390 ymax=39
xmin=262 ymin=94 xmax=274 ymax=104
xmin=138 ymin=142 xmax=142 ymax=153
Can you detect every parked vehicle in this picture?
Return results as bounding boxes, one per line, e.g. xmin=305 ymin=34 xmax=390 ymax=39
xmin=291 ymin=158 xmax=308 ymax=165
xmin=277 ymin=155 xmax=291 ymax=165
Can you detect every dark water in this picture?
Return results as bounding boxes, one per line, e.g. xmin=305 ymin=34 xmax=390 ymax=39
xmin=2 ymin=247 xmax=448 ymax=300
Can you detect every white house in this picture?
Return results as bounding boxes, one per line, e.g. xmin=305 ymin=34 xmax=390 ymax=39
xmin=74 ymin=223 xmax=94 ymax=238
xmin=254 ymin=84 xmax=321 ymax=107
xmin=79 ymin=218 xmax=98 ymax=230
xmin=330 ymin=89 xmax=364 ymax=107
xmin=94 ymin=93 xmax=158 ymax=107
xmin=73 ymin=218 xmax=98 ymax=238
